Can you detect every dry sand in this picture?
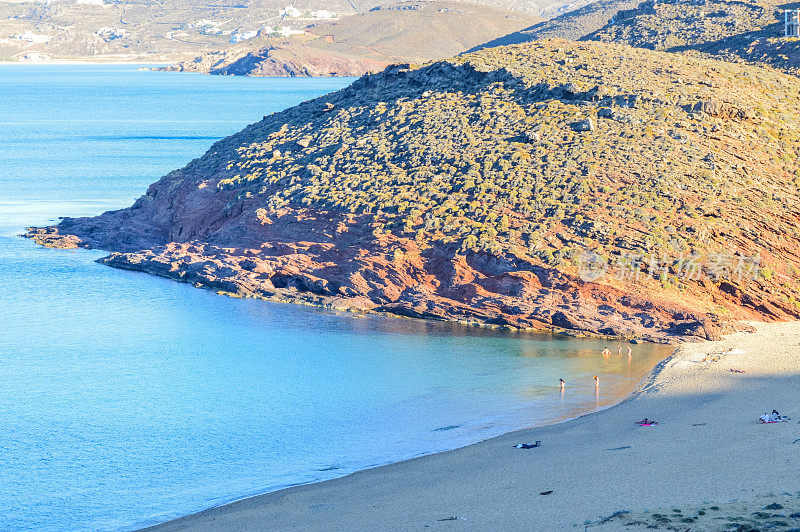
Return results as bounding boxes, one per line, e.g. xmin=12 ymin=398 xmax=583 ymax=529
xmin=147 ymin=322 xmax=800 ymax=531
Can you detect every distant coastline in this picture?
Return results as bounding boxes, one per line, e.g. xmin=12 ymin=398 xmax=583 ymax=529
xmin=0 ymin=60 xmax=172 ymax=66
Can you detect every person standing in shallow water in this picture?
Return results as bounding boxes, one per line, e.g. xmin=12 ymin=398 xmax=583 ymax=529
xmin=594 ymin=375 xmax=599 ymax=389
xmin=602 ymin=347 xmax=610 ymax=357
xmin=627 ymin=345 xmax=633 ymax=358
xmin=618 ymin=345 xmax=623 ymax=356
xmin=559 ymin=379 xmax=565 ymax=391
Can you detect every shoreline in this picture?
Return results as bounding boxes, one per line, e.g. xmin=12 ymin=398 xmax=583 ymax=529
xmin=144 ymin=321 xmax=800 ymax=530
xmin=140 ymin=344 xmax=677 ymax=530
xmin=19 ymin=226 xmax=673 ymax=343
xmin=134 ymin=346 xmax=674 ymax=530
xmin=24 ymin=227 xmax=716 ymax=345
xmin=0 ymin=61 xmax=171 ymax=67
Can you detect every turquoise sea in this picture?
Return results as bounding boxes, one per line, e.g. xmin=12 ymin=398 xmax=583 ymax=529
xmin=0 ymin=65 xmax=672 ymax=531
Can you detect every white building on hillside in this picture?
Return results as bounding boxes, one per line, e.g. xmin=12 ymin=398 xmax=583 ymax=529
xmin=13 ymin=50 xmax=52 ymax=61
xmin=280 ymin=6 xmax=302 ymax=17
xmin=274 ymin=25 xmax=304 ymax=37
xmin=786 ymin=9 xmax=800 ymax=37
xmin=230 ymin=30 xmax=258 ymax=43
xmin=12 ymin=31 xmax=51 ymax=44
xmin=312 ymin=10 xmax=337 ymax=19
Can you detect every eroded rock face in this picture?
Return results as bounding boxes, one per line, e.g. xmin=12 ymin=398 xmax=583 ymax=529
xmin=25 ymin=40 xmax=800 ymax=342
xmin=31 ymin=226 xmax=725 ymax=342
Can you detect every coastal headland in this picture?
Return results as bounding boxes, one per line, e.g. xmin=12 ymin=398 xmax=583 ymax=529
xmin=25 ymin=40 xmax=800 ymax=343
xmin=145 ymin=321 xmax=800 ymax=530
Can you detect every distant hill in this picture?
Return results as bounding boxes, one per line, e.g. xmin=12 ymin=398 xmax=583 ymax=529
xmin=29 ymin=39 xmax=800 ymax=341
xmin=471 ymin=0 xmax=642 ymax=50
xmin=0 ymin=0 xmax=345 ymax=62
xmin=585 ymin=0 xmax=800 ymax=74
xmin=160 ymin=1 xmax=543 ymax=76
xmin=0 ymin=0 xmax=562 ymax=63
xmin=476 ymin=0 xmax=800 ymax=75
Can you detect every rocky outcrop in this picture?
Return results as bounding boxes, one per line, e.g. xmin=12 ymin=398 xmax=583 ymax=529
xmin=29 ymin=229 xmax=728 ymax=342
xmin=26 ymin=40 xmax=800 ymax=342
xmin=160 ymin=43 xmax=391 ymax=77
xmin=689 ymin=101 xmax=755 ymax=121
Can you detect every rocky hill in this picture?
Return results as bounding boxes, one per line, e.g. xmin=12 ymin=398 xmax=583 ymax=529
xmin=27 ymin=40 xmax=800 ymax=342
xmin=478 ymin=0 xmax=800 ymax=75
xmin=585 ymin=0 xmax=800 ymax=74
xmin=160 ymin=1 xmax=542 ymax=76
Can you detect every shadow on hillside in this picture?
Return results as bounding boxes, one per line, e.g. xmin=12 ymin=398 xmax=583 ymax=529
xmin=333 ymin=58 xmax=633 ymax=114
xmin=664 ymin=2 xmax=800 ymax=71
xmin=463 ymin=0 xmax=647 ymax=54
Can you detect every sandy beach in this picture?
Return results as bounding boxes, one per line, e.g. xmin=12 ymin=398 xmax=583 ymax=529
xmin=147 ymin=322 xmax=800 ymax=531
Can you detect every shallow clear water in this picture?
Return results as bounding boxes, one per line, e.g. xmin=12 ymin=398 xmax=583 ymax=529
xmin=0 ymin=65 xmax=673 ymax=531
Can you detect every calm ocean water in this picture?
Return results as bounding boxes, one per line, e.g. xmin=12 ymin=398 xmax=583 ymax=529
xmin=0 ymin=65 xmax=672 ymax=531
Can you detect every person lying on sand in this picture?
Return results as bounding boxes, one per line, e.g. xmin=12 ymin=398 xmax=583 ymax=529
xmin=759 ymin=410 xmax=790 ymax=423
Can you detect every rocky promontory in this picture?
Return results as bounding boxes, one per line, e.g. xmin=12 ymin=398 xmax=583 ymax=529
xmin=27 ymin=40 xmax=800 ymax=342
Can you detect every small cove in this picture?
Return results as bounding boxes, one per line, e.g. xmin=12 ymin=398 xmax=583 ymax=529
xmin=0 ymin=65 xmax=673 ymax=531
